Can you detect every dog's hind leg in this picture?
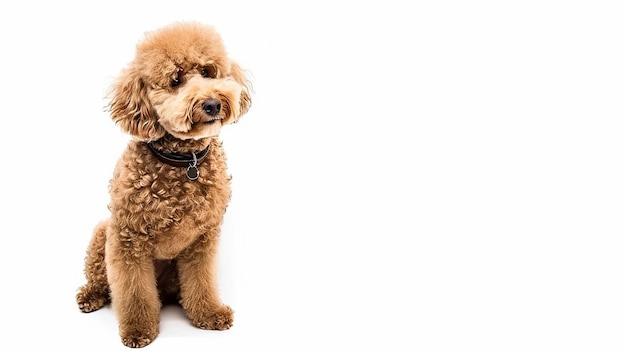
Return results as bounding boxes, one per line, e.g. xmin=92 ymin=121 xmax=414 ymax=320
xmin=76 ymin=220 xmax=110 ymax=312
xmin=155 ymin=259 xmax=180 ymax=305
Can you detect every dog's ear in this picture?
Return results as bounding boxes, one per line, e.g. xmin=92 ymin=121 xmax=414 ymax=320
xmin=229 ymin=61 xmax=252 ymax=121
xmin=108 ymin=64 xmax=165 ymax=141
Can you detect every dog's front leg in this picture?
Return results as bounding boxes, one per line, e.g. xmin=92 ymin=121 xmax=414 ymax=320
xmin=177 ymin=229 xmax=233 ymax=330
xmin=106 ymin=233 xmax=160 ymax=348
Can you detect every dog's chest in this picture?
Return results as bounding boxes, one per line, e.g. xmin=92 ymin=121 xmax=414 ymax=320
xmin=110 ymin=145 xmax=231 ymax=259
xmin=150 ymin=179 xmax=215 ymax=259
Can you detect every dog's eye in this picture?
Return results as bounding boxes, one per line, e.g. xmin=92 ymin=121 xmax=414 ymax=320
xmin=201 ymin=66 xmax=217 ymax=78
xmin=171 ymin=69 xmax=183 ymax=87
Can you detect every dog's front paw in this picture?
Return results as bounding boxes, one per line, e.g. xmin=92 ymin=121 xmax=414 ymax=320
xmin=120 ymin=325 xmax=158 ymax=348
xmin=192 ymin=304 xmax=234 ymax=331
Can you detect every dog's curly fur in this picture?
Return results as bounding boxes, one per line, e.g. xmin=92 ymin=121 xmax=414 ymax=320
xmin=76 ymin=22 xmax=251 ymax=348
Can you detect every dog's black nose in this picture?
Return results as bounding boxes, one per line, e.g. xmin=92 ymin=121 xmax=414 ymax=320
xmin=202 ymin=99 xmax=221 ymax=117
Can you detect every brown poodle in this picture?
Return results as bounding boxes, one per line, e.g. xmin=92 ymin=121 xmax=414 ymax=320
xmin=76 ymin=22 xmax=251 ymax=348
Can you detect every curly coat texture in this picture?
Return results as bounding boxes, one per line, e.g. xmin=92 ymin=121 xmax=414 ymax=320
xmin=76 ymin=22 xmax=251 ymax=348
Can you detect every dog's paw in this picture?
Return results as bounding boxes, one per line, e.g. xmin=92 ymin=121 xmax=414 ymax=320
xmin=76 ymin=286 xmax=108 ymax=313
xmin=192 ymin=304 xmax=234 ymax=331
xmin=120 ymin=326 xmax=158 ymax=348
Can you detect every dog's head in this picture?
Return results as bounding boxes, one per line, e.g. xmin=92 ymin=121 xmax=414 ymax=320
xmin=108 ymin=22 xmax=252 ymax=141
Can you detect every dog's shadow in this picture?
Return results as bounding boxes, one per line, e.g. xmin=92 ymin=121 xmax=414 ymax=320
xmin=87 ymin=303 xmax=216 ymax=338
xmin=159 ymin=304 xmax=224 ymax=338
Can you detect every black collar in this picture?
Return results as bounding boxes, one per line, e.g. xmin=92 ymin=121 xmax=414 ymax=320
xmin=146 ymin=142 xmax=210 ymax=180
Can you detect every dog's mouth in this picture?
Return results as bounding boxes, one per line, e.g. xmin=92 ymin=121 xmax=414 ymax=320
xmin=194 ymin=116 xmax=222 ymax=126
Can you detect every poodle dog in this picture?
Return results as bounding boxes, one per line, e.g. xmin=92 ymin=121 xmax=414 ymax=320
xmin=76 ymin=22 xmax=251 ymax=348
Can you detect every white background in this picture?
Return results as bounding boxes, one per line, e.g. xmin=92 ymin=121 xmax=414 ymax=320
xmin=0 ymin=0 xmax=625 ymax=350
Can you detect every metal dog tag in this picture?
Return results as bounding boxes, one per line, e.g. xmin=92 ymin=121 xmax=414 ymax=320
xmin=186 ymin=165 xmax=199 ymax=180
xmin=186 ymin=151 xmax=199 ymax=180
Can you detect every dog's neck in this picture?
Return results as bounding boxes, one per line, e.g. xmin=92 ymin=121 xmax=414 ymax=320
xmin=147 ymin=134 xmax=211 ymax=154
xmin=145 ymin=135 xmax=212 ymax=180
